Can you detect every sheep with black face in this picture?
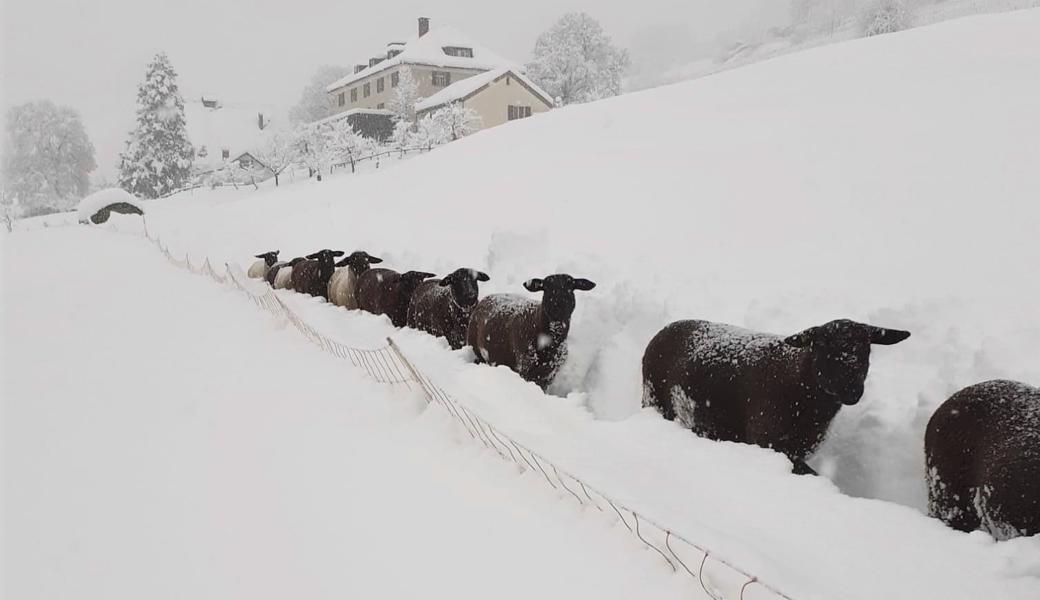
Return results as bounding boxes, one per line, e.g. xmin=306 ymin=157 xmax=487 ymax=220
xmin=327 ymin=251 xmax=382 ymax=309
xmin=247 ymin=251 xmax=279 ymax=279
xmin=925 ymin=379 xmax=1040 ymax=539
xmin=290 ymin=249 xmax=344 ymax=299
xmin=467 ymin=274 xmax=596 ymax=390
xmin=642 ymin=319 xmax=910 ymax=475
xmin=407 ymin=268 xmax=490 ymax=349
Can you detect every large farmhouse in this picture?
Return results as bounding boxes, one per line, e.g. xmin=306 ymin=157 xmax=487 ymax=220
xmin=325 ymin=18 xmax=553 ymax=134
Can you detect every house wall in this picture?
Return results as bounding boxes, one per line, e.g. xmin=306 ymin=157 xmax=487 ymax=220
xmin=461 ymin=74 xmax=553 ymax=130
xmin=328 ymin=65 xmax=486 ymax=114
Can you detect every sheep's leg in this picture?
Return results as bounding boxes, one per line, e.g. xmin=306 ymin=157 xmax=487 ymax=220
xmin=791 ymin=457 xmax=818 ymax=476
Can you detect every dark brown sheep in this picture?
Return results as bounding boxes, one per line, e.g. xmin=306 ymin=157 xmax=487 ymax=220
xmin=356 ymin=268 xmax=435 ymax=327
xmin=290 ymin=249 xmax=344 ymax=299
xmin=925 ymin=379 xmax=1040 ymax=539
xmin=642 ymin=319 xmax=910 ymax=475
xmin=466 ymin=274 xmax=596 ymax=390
xmin=265 ymin=257 xmax=304 ymax=287
xmin=247 ymin=251 xmax=279 ymax=279
xmin=407 ymin=268 xmax=490 ymax=349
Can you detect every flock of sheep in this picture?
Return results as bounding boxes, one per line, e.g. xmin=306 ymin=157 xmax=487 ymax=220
xmin=248 ymin=249 xmax=1039 ymax=541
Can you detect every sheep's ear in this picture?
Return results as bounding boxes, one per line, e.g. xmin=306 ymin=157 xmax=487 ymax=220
xmin=335 ymin=257 xmax=350 ymax=267
xmin=332 ymin=250 xmax=344 ymax=257
xmin=254 ymin=254 xmax=266 ymax=259
xmin=869 ymin=327 xmax=911 ymax=346
xmin=476 ymin=271 xmax=490 ymax=282
xmin=367 ymin=255 xmax=383 ymax=264
xmin=572 ymin=278 xmax=596 ymax=291
xmin=784 ymin=331 xmax=812 ymax=348
xmin=418 ymin=271 xmax=435 ymax=279
xmin=305 ymin=252 xmax=321 ymax=259
xmin=524 ymin=278 xmax=544 ymax=292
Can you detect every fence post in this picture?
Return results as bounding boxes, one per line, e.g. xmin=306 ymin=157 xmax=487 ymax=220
xmin=387 ymin=337 xmax=438 ymax=401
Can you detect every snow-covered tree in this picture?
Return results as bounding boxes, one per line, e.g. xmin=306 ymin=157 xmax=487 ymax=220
xmin=387 ymin=67 xmax=421 ymax=124
xmin=326 ymin=120 xmax=377 ymax=173
xmin=118 ymin=53 xmax=194 ymax=199
xmin=525 ymin=13 xmax=630 ymax=106
xmin=3 ymin=100 xmax=96 ymax=213
xmin=860 ymin=0 xmax=914 ymax=36
xmin=290 ymin=65 xmax=353 ymax=124
xmin=250 ymin=130 xmax=300 ymax=186
xmin=1 ymin=187 xmax=16 ymax=231
xmin=428 ymin=103 xmax=482 ymax=141
xmin=298 ymin=124 xmax=335 ymax=181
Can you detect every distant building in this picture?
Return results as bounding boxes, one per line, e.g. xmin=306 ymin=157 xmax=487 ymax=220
xmin=185 ymin=97 xmax=281 ymax=174
xmin=326 ymin=18 xmax=553 ymax=135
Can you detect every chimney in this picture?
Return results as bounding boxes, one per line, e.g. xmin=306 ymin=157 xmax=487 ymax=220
xmin=418 ymin=17 xmax=430 ymax=38
xmin=257 ymin=112 xmax=265 ymax=130
xmin=355 ymin=64 xmax=366 ymax=74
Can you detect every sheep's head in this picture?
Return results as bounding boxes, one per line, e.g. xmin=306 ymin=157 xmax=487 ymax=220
xmin=784 ymin=319 xmax=910 ymax=405
xmin=336 ymin=251 xmax=383 ymax=275
xmin=306 ymin=249 xmax=345 ymax=266
xmin=255 ymin=251 xmax=279 ymax=266
xmin=400 ymin=271 xmax=436 ymax=294
xmin=439 ymin=268 xmax=490 ymax=309
xmin=523 ymin=274 xmax=596 ymax=322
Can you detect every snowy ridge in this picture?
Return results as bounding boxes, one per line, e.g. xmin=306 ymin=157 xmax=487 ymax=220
xmin=140 ymin=223 xmax=798 ymax=600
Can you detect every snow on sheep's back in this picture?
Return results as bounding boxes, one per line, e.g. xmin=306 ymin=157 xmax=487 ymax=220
xmin=149 ymin=8 xmax=1040 ymax=513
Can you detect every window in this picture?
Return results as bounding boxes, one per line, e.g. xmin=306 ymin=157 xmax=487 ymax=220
xmin=363 ymin=83 xmax=371 ymax=97
xmin=508 ymin=105 xmax=532 ymax=121
xmin=442 ymin=46 xmax=473 ymax=58
xmin=239 ymin=156 xmax=252 ymax=168
xmin=338 ymin=92 xmax=345 ymax=107
xmin=376 ymin=78 xmax=384 ymax=93
xmin=391 ymin=72 xmax=399 ymax=87
xmin=351 ymin=88 xmax=357 ymax=102
xmin=432 ymin=71 xmax=451 ymax=87
xmin=377 ymin=103 xmax=385 ymax=109
xmin=221 ymin=148 xmax=230 ymax=160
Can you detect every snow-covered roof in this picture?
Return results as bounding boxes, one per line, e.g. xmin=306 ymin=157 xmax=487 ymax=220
xmin=326 ymin=25 xmax=516 ymax=92
xmin=415 ymin=68 xmax=554 ymax=113
xmin=77 ymin=188 xmax=143 ymax=223
xmin=314 ymin=107 xmax=393 ymax=127
xmin=184 ymin=99 xmax=281 ymax=170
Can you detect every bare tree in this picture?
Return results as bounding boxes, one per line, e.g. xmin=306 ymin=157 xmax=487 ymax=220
xmin=250 ymin=130 xmax=300 ymax=186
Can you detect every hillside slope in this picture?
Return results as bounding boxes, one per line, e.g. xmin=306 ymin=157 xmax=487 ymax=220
xmin=134 ymin=10 xmax=1040 ymax=599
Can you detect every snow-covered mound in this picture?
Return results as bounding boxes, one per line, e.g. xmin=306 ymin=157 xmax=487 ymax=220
xmin=76 ymin=187 xmax=143 ymax=224
xmin=131 ymin=9 xmax=1039 ymax=599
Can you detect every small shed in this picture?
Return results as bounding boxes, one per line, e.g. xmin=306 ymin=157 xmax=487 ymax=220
xmin=77 ymin=188 xmax=145 ymax=225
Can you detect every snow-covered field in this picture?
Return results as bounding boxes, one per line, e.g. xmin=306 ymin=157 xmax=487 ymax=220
xmin=4 ymin=8 xmax=1040 ymax=600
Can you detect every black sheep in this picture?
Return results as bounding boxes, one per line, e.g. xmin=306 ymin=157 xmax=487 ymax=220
xmin=290 ymin=249 xmax=344 ymax=299
xmin=642 ymin=319 xmax=910 ymax=475
xmin=467 ymin=274 xmax=595 ymax=390
xmin=925 ymin=379 xmax=1040 ymax=539
xmin=407 ymin=268 xmax=490 ymax=349
xmin=356 ymin=268 xmax=435 ymax=327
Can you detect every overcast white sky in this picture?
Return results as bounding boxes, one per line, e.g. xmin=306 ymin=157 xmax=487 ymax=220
xmin=2 ymin=0 xmax=788 ymax=179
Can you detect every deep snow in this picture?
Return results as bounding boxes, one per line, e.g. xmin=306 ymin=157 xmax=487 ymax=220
xmin=4 ymin=8 xmax=1040 ymax=600
xmin=1 ymin=226 xmax=696 ymax=600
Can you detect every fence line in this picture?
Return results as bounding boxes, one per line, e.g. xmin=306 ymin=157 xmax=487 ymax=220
xmin=139 ymin=222 xmax=799 ymax=600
